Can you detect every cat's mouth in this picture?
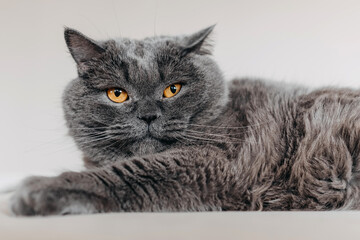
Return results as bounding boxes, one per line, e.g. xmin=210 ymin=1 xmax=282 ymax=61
xmin=144 ymin=130 xmax=161 ymax=141
xmin=135 ymin=122 xmax=178 ymax=143
xmin=140 ymin=128 xmax=173 ymax=144
xmin=141 ymin=123 xmax=162 ymax=140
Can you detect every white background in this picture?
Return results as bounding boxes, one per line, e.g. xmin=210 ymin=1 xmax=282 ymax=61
xmin=0 ymin=0 xmax=360 ymax=190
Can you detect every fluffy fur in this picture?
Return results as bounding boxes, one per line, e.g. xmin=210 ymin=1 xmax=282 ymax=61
xmin=11 ymin=26 xmax=360 ymax=216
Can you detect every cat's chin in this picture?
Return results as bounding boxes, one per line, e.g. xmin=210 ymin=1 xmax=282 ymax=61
xmin=130 ymin=136 xmax=165 ymax=156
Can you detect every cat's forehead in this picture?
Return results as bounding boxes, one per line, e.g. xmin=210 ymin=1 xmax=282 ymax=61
xmin=103 ymin=37 xmax=182 ymax=87
xmin=113 ymin=36 xmax=178 ymax=59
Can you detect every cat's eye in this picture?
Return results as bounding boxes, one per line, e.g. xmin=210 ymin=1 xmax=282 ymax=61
xmin=107 ymin=88 xmax=128 ymax=103
xmin=163 ymin=83 xmax=182 ymax=98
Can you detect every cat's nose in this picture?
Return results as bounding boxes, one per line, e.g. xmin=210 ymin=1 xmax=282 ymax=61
xmin=138 ymin=113 xmax=159 ymax=124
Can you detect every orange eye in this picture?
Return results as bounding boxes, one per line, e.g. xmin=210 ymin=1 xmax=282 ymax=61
xmin=163 ymin=83 xmax=182 ymax=98
xmin=107 ymin=88 xmax=128 ymax=103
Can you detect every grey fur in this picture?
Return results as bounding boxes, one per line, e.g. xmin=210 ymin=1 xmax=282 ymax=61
xmin=10 ymin=26 xmax=360 ymax=216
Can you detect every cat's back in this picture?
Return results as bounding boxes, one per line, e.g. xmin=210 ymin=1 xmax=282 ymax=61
xmin=225 ymin=78 xmax=307 ymax=130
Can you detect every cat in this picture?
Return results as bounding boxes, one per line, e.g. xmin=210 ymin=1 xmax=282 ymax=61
xmin=10 ymin=25 xmax=360 ymax=216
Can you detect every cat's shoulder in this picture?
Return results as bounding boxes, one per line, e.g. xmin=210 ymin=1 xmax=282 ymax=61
xmin=228 ymin=78 xmax=305 ymax=93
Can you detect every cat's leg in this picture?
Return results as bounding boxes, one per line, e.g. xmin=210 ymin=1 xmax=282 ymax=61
xmin=10 ymin=175 xmax=104 ymax=215
xmin=287 ymin=91 xmax=360 ymax=210
xmin=11 ymin=147 xmax=241 ymax=216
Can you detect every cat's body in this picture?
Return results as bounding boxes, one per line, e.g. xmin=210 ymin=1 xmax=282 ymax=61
xmin=11 ymin=26 xmax=360 ymax=215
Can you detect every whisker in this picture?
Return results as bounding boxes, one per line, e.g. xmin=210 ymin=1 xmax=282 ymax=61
xmin=153 ymin=0 xmax=159 ymax=36
xmin=182 ymin=132 xmax=255 ymax=144
xmin=185 ymin=129 xmax=244 ymax=138
xmin=111 ymin=0 xmax=122 ymax=37
xmin=68 ymin=123 xmax=132 ymax=132
xmin=68 ymin=126 xmax=109 ymax=130
xmin=76 ymin=134 xmax=119 ymax=145
xmin=164 ymin=119 xmax=275 ymax=131
xmin=186 ymin=120 xmax=275 ymax=129
xmin=88 ymin=118 xmax=114 ymax=126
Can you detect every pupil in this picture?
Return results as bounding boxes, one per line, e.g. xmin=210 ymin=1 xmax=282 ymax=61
xmin=170 ymin=85 xmax=177 ymax=94
xmin=114 ymin=89 xmax=122 ymax=97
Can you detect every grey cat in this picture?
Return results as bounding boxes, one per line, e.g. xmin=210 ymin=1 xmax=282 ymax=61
xmin=10 ymin=25 xmax=360 ymax=216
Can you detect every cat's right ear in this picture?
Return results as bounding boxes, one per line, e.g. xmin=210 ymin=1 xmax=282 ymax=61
xmin=180 ymin=25 xmax=215 ymax=57
xmin=64 ymin=28 xmax=105 ymax=65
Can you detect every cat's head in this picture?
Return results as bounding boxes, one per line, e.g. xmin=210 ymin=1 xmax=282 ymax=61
xmin=63 ymin=26 xmax=228 ymax=167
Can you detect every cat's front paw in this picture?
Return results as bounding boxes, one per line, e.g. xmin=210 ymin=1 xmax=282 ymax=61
xmin=11 ymin=176 xmax=59 ymax=216
xmin=11 ymin=176 xmax=97 ymax=216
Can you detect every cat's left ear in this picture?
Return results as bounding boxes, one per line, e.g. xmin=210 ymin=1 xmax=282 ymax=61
xmin=180 ymin=25 xmax=215 ymax=56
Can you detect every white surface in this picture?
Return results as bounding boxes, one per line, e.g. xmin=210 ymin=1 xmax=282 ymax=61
xmin=0 ymin=192 xmax=360 ymax=240
xmin=1 ymin=0 xmax=360 ymax=188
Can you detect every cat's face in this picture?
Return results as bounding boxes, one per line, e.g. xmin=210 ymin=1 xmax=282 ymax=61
xmin=63 ymin=26 xmax=228 ymax=167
